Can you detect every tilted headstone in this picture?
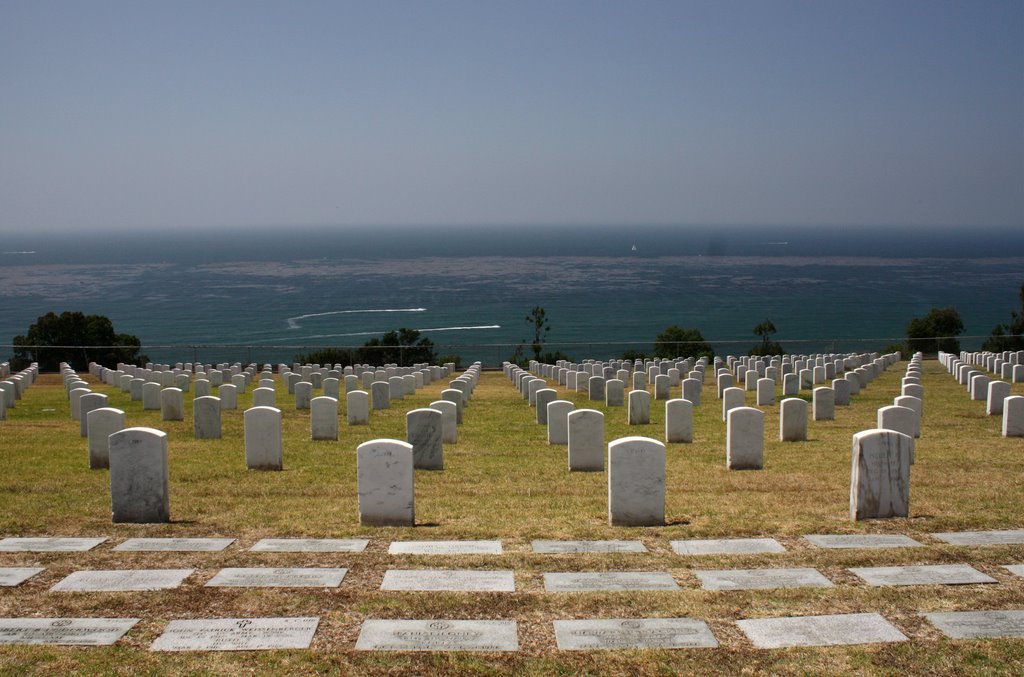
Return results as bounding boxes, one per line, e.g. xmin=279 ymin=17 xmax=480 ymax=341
xmin=608 ymin=436 xmax=665 ymax=526
xmin=850 ymin=429 xmax=911 ymax=520
xmin=568 ymin=409 xmax=604 ymax=471
xmin=407 ymin=408 xmax=443 ymax=470
xmin=357 ymin=439 xmax=414 ymax=526
xmin=779 ymin=398 xmax=807 ymax=442
xmin=244 ymin=406 xmax=283 ymax=470
xmin=727 ymin=407 xmax=764 ymax=470
xmin=109 ymin=427 xmax=170 ymax=523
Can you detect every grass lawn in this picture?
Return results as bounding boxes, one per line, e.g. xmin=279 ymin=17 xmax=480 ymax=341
xmin=0 ymin=358 xmax=1021 ymax=675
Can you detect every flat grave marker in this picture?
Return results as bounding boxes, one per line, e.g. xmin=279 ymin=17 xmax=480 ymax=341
xmin=737 ymin=613 xmax=908 ymax=648
xmin=0 ymin=537 xmax=106 ymax=552
xmin=544 ymin=572 xmax=679 ymax=592
xmin=924 ymin=610 xmax=1024 ymax=640
xmin=0 ymin=567 xmax=45 ymax=587
xmin=931 ymin=530 xmax=1024 ymax=546
xmin=532 ymin=540 xmax=647 ymax=554
xmin=0 ymin=618 xmax=139 ymax=646
xmin=355 ymin=619 xmax=518 ymax=651
xmin=803 ymin=534 xmax=923 ymax=549
xmin=1006 ymin=565 xmax=1024 ymax=578
xmin=150 ymin=617 xmax=320 ymax=651
xmin=694 ymin=568 xmax=833 ymax=591
xmin=51 ymin=569 xmax=194 ymax=592
xmin=250 ymin=538 xmax=369 ymax=553
xmin=848 ymin=564 xmax=997 ymax=587
xmin=671 ymin=538 xmax=785 ymax=556
xmin=388 ymin=540 xmax=502 ymax=555
xmin=114 ymin=538 xmax=235 ymax=552
xmin=553 ymin=618 xmax=718 ymax=650
xmin=205 ymin=568 xmax=347 ymax=588
xmin=380 ymin=569 xmax=515 ymax=592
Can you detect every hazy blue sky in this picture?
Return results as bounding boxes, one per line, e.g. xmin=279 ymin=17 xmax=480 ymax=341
xmin=1 ymin=0 xmax=1021 ymax=233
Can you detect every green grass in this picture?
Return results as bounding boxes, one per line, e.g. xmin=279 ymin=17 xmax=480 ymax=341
xmin=0 ymin=360 xmax=1021 ymax=675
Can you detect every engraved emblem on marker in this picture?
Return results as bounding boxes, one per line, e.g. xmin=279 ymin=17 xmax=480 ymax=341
xmin=51 ymin=620 xmax=72 ymax=628
xmin=236 ymin=620 xmax=253 ymax=629
xmin=429 ymin=621 xmax=452 ymax=631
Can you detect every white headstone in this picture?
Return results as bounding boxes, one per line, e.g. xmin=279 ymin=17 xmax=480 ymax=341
xmin=850 ymin=429 xmax=911 ymax=520
xmin=407 ymin=408 xmax=443 ymax=470
xmin=665 ymin=398 xmax=693 ymax=443
xmin=244 ymin=406 xmax=283 ymax=470
xmin=727 ymin=407 xmax=764 ymax=470
xmin=608 ymin=436 xmax=665 ymax=526
xmin=193 ymin=396 xmax=221 ymax=439
xmin=108 ymin=428 xmax=170 ymax=523
xmin=357 ymin=439 xmax=414 ymax=526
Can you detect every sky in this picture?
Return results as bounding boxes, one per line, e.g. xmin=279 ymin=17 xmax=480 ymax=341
xmin=0 ymin=0 xmax=1021 ymax=234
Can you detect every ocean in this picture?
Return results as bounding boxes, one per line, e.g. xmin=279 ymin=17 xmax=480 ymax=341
xmin=2 ymin=224 xmax=1022 ymax=367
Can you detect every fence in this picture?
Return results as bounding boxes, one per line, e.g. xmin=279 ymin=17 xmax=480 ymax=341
xmin=4 ymin=335 xmax=1010 ymax=371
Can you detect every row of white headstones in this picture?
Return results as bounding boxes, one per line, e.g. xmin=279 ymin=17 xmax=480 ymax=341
xmin=54 ymin=361 xmax=483 ymax=526
xmin=0 ymin=361 xmax=39 ymax=419
xmin=940 ymin=350 xmax=1024 ymax=437
xmin=507 ymin=350 xmax=922 ymax=524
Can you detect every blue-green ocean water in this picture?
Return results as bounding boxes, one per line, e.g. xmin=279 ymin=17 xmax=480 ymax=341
xmin=2 ymin=225 xmax=1022 ymax=366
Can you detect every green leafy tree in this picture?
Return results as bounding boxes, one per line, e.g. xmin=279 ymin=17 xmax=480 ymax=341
xmin=653 ymin=325 xmax=714 ymax=359
xmin=357 ymin=328 xmax=437 ymax=366
xmin=11 ymin=311 xmax=148 ymax=372
xmin=906 ymin=306 xmax=964 ymax=355
xmin=750 ymin=318 xmax=785 ymax=356
xmin=981 ymin=283 xmax=1024 ymax=352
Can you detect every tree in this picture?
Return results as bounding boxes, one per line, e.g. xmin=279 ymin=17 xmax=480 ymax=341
xmin=981 ymin=283 xmax=1024 ymax=352
xmin=906 ymin=306 xmax=964 ymax=355
xmin=653 ymin=325 xmax=714 ymax=359
xmin=524 ymin=306 xmax=550 ymax=362
xmin=293 ymin=347 xmax=358 ymax=367
xmin=750 ymin=319 xmax=785 ymax=356
xmin=357 ymin=328 xmax=436 ymax=367
xmin=11 ymin=311 xmax=148 ymax=372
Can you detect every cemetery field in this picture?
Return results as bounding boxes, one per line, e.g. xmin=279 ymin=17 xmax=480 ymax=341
xmin=0 ymin=360 xmax=1022 ymax=675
